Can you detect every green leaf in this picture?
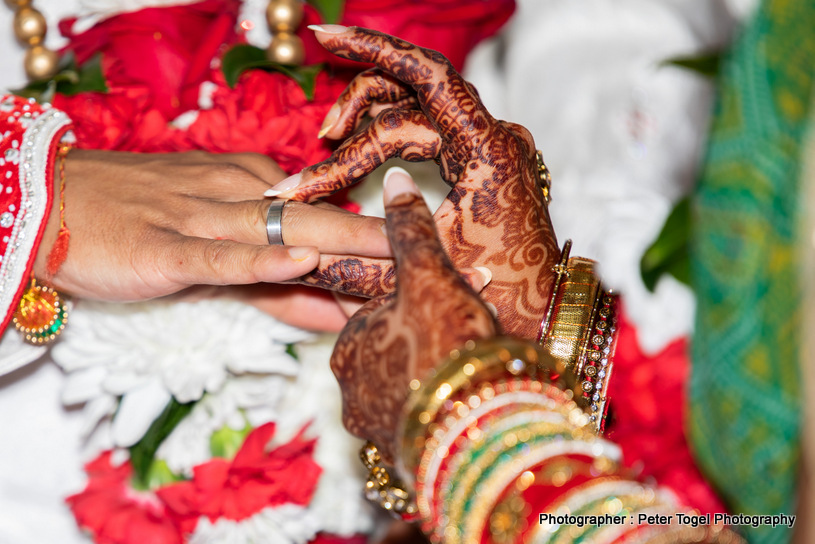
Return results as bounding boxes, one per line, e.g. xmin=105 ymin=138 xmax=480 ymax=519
xmin=640 ymin=196 xmax=692 ymax=292
xmin=221 ymin=44 xmax=323 ymax=99
xmin=210 ymin=423 xmax=252 ymax=459
xmin=662 ymin=52 xmax=722 ymax=78
xmin=57 ymin=54 xmax=108 ymax=95
xmin=306 ymin=0 xmax=345 ymax=24
xmin=129 ymin=397 xmax=196 ymax=489
xmin=11 ymin=52 xmax=107 ymax=103
xmin=279 ymin=64 xmax=322 ymax=101
xmin=222 ymin=44 xmax=269 ymax=88
xmin=286 ymin=343 xmax=298 ymax=360
xmin=130 ymin=459 xmax=185 ymax=491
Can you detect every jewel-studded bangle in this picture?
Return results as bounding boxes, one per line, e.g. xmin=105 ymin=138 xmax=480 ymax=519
xmin=537 ymin=240 xmax=619 ymax=432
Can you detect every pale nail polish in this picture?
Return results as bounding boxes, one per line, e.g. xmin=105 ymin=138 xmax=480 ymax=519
xmin=308 ymin=24 xmax=348 ymax=34
xmin=474 ymin=266 xmax=492 ymax=287
xmin=485 ymin=302 xmax=498 ymax=318
xmin=318 ymin=103 xmax=341 ymax=139
xmin=269 ymin=172 xmax=302 ymax=194
xmin=383 ymin=166 xmax=419 ymax=204
xmin=288 ymin=246 xmax=316 ymax=262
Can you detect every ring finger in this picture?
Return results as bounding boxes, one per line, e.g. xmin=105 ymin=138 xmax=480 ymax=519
xmin=183 ymin=198 xmax=392 ymax=257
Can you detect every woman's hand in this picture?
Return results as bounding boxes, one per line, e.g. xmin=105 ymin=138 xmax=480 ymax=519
xmin=33 ymin=150 xmax=390 ymax=302
xmin=331 ymin=168 xmax=496 ymax=462
xmin=276 ymin=25 xmax=559 ymax=339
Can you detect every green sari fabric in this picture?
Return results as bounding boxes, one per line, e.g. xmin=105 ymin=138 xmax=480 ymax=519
xmin=690 ymin=0 xmax=814 ymax=542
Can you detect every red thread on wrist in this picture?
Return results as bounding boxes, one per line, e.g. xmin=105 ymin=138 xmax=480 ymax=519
xmin=45 ymin=144 xmax=71 ymax=278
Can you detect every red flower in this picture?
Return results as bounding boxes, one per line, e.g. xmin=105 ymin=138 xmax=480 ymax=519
xmin=158 ymin=422 xmax=322 ymax=533
xmin=183 ymin=70 xmax=346 ymax=173
xmin=53 ymin=88 xmax=175 ymax=152
xmin=66 ymin=452 xmax=183 ymax=544
xmin=299 ymin=0 xmax=516 ymax=71
xmin=60 ymin=0 xmax=240 ymax=119
xmin=605 ymin=308 xmax=727 ymax=515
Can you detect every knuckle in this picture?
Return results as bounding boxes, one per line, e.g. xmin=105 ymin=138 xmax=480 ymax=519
xmin=208 ymin=162 xmax=253 ymax=183
xmin=201 ymin=241 xmax=237 ymax=276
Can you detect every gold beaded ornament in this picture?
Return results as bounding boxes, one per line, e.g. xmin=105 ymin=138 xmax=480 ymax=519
xmin=266 ymin=0 xmax=305 ymax=65
xmin=359 ymin=441 xmax=419 ymax=519
xmin=8 ymin=0 xmax=59 ymax=80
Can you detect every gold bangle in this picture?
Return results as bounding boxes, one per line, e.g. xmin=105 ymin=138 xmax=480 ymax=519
xmin=536 ymin=149 xmax=553 ymax=204
xmin=399 ymin=337 xmax=586 ymax=480
xmin=537 ymin=242 xmax=619 ymax=432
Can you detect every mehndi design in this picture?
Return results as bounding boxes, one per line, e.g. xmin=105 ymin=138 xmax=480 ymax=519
xmin=290 ymin=27 xmax=559 ymax=339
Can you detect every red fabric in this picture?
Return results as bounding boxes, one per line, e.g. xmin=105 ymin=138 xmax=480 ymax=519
xmin=0 ymin=96 xmax=68 ymax=333
xmin=605 ymin=308 xmax=727 ymax=515
xmin=59 ymin=0 xmax=240 ymax=119
xmin=297 ymin=0 xmax=516 ymax=71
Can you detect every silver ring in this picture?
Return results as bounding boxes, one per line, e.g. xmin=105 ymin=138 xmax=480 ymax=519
xmin=265 ymin=199 xmax=287 ymax=245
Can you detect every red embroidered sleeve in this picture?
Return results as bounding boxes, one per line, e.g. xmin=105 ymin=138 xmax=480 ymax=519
xmin=0 ymin=95 xmax=73 ymax=333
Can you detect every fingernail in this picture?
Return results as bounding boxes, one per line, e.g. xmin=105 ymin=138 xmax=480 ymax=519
xmin=288 ymin=246 xmax=317 ymax=262
xmin=379 ymin=223 xmax=388 ymax=238
xmin=318 ymin=103 xmax=341 ymax=139
xmin=474 ymin=266 xmax=492 ymax=287
xmin=308 ymin=24 xmax=348 ymax=34
xmin=266 ymin=172 xmax=302 ymax=196
xmin=485 ymin=302 xmax=498 ymax=318
xmin=383 ymin=166 xmax=419 ymax=204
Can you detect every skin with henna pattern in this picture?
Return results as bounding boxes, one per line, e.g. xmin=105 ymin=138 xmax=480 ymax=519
xmin=330 ymin=169 xmax=496 ymax=462
xmin=286 ymin=27 xmax=559 ymax=340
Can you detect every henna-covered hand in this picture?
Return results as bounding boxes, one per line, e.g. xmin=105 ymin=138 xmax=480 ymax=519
xmin=331 ymin=168 xmax=496 ymax=462
xmin=276 ymin=25 xmax=559 ymax=339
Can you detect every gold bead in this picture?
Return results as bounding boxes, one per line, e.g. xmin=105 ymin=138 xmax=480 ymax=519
xmin=266 ymin=31 xmax=304 ymax=66
xmin=14 ymin=6 xmax=47 ymax=45
xmin=4 ymin=0 xmax=32 ymax=8
xmin=24 ymin=45 xmax=59 ymax=80
xmin=265 ymin=0 xmax=303 ymax=32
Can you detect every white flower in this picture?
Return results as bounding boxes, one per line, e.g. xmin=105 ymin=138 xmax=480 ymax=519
xmin=156 ymin=374 xmax=289 ymax=476
xmin=52 ymin=298 xmax=313 ymax=448
xmin=274 ymin=335 xmax=377 ymax=538
xmin=190 ymin=504 xmax=322 ymax=544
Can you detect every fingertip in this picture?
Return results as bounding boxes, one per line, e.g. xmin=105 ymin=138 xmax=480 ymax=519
xmin=485 ymin=302 xmax=498 ymax=318
xmin=308 ymin=24 xmax=348 ymax=35
xmin=474 ymin=266 xmax=493 ymax=288
xmin=318 ymin=103 xmax=341 ymax=139
xmin=287 ymin=246 xmax=319 ymax=263
xmin=383 ymin=166 xmax=419 ymax=205
xmin=270 ymin=172 xmax=302 ymax=193
xmin=460 ymin=266 xmax=493 ymax=293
